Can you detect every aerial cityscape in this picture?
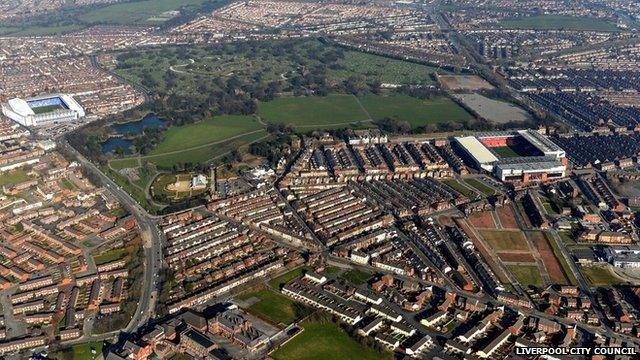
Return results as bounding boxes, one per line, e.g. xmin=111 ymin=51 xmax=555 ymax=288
xmin=1 ymin=0 xmax=640 ymax=359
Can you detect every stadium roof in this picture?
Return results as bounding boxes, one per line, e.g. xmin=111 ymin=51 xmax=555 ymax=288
xmin=455 ymin=136 xmax=499 ymax=164
xmin=518 ymin=129 xmax=563 ymax=153
xmin=7 ymin=98 xmax=34 ymax=117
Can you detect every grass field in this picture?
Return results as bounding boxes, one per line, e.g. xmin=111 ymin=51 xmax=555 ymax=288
xmin=53 ymin=341 xmax=104 ymax=360
xmin=340 ymin=269 xmax=371 ymax=285
xmin=331 ymin=51 xmax=445 ymax=85
xmin=580 ymin=266 xmax=626 ymax=286
xmin=272 ymin=319 xmax=391 ymax=360
xmin=109 ymin=158 xmax=139 ymax=170
xmin=60 ymin=178 xmax=79 ymax=191
xmin=479 ymin=230 xmax=530 ymax=251
xmin=146 ymin=130 xmax=267 ymax=168
xmin=79 ymin=0 xmax=210 ymax=25
xmin=258 ymin=95 xmax=369 ymax=129
xmin=238 ymin=289 xmax=300 ymax=325
xmin=0 ymin=24 xmax=83 ymax=36
xmin=464 ymin=178 xmax=495 ymax=196
xmin=507 ymin=265 xmax=544 ymax=287
xmin=269 ymin=267 xmax=311 ymax=289
xmin=442 ymin=179 xmax=477 ymax=198
xmin=501 ymin=15 xmax=618 ymax=32
xmin=93 ymin=248 xmax=128 ymax=266
xmin=0 ymin=169 xmax=30 ymax=187
xmin=149 ymin=115 xmax=262 ymax=154
xmin=358 ymin=94 xmax=473 ymax=128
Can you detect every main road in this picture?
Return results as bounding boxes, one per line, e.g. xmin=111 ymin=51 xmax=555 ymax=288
xmin=59 ymin=140 xmax=164 ymax=335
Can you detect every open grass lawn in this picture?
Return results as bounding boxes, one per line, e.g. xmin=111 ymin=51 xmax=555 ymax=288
xmin=110 ymin=158 xmax=139 ymax=170
xmin=53 ymin=341 xmax=104 ymax=360
xmin=331 ymin=51 xmax=445 ymax=85
xmin=60 ymin=178 xmax=78 ymax=191
xmin=238 ymin=289 xmax=299 ymax=325
xmin=501 ymin=15 xmax=618 ymax=31
xmin=0 ymin=24 xmax=83 ymax=36
xmin=358 ymin=94 xmax=473 ymax=128
xmin=258 ymin=94 xmax=369 ymax=128
xmin=580 ymin=266 xmax=626 ymax=286
xmin=0 ymin=169 xmax=30 ymax=187
xmin=340 ymin=269 xmax=371 ymax=285
xmin=79 ymin=0 xmax=211 ymax=25
xmin=442 ymin=179 xmax=477 ymax=198
xmin=479 ymin=230 xmax=530 ymax=251
xmin=149 ymin=115 xmax=262 ymax=154
xmin=272 ymin=319 xmax=391 ymax=360
xmin=464 ymin=178 xmax=495 ymax=196
xmin=146 ymin=130 xmax=267 ymax=168
xmin=93 ymin=248 xmax=128 ymax=266
xmin=507 ymin=265 xmax=544 ymax=287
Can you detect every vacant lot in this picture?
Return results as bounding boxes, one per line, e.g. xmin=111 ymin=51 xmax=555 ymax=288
xmin=455 ymin=219 xmax=510 ymax=283
xmin=465 ymin=178 xmax=495 ymax=196
xmin=453 ymin=93 xmax=531 ymax=124
xmin=359 ymin=94 xmax=473 ymax=129
xmin=0 ymin=169 xmax=30 ymax=187
xmin=268 ymin=266 xmax=311 ymax=290
xmin=580 ymin=266 xmax=625 ymax=286
xmin=93 ymin=248 xmax=128 ymax=266
xmin=507 ymin=265 xmax=544 ymax=287
xmin=438 ymin=75 xmax=494 ymax=91
xmin=442 ymin=179 xmax=477 ymax=198
xmin=272 ymin=319 xmax=391 ymax=360
xmin=479 ymin=230 xmax=530 ymax=251
xmin=501 ymin=15 xmax=618 ymax=31
xmin=529 ymin=231 xmax=570 ymax=285
xmin=498 ymin=252 xmax=536 ymax=263
xmin=259 ymin=95 xmax=369 ymax=129
xmin=496 ymin=206 xmax=519 ymax=229
xmin=340 ymin=269 xmax=371 ymax=285
xmin=468 ymin=211 xmax=496 ymax=229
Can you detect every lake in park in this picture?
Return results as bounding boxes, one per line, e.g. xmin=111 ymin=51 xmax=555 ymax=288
xmin=102 ymin=114 xmax=165 ymax=154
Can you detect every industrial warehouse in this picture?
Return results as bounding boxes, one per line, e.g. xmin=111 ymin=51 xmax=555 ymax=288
xmin=454 ymin=130 xmax=567 ymax=185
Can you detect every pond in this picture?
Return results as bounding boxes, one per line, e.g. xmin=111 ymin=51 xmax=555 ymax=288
xmin=112 ymin=113 xmax=165 ymax=135
xmin=102 ymin=138 xmax=133 ymax=155
xmin=102 ymin=113 xmax=166 ymax=155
